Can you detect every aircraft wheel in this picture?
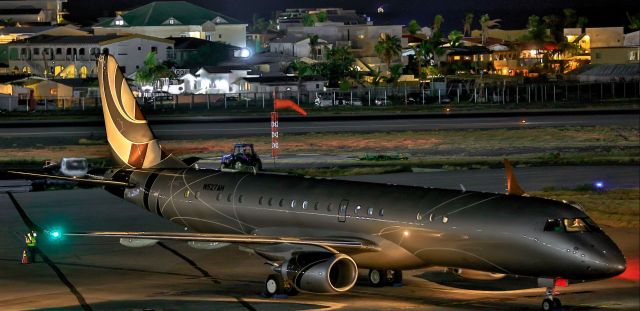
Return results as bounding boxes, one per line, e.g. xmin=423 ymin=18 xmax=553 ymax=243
xmin=541 ymin=298 xmax=554 ymax=311
xmin=265 ymin=274 xmax=284 ymax=297
xmin=391 ymin=270 xmax=403 ymax=285
xmin=368 ymin=269 xmax=385 ymax=287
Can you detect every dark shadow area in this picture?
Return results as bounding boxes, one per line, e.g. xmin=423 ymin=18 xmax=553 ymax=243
xmin=36 ymin=299 xmax=330 ymax=311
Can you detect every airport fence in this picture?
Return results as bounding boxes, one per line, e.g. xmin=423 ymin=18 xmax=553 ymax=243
xmin=2 ymin=80 xmax=639 ymax=113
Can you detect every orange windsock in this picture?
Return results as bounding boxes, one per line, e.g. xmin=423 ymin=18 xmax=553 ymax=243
xmin=274 ymin=99 xmax=308 ymax=116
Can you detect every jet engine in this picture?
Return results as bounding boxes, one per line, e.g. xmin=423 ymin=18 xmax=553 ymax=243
xmin=276 ymin=252 xmax=358 ymax=293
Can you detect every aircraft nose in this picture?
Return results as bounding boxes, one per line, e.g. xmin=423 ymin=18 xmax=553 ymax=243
xmin=590 ymin=243 xmax=627 ymax=278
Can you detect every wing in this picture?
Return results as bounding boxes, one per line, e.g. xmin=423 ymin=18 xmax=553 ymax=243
xmin=3 ymin=170 xmax=134 ymax=187
xmin=62 ymin=231 xmax=381 ymax=253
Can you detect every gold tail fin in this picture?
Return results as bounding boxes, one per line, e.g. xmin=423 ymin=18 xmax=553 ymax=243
xmin=97 ymin=54 xmax=185 ymax=169
xmin=503 ymin=159 xmax=525 ymax=196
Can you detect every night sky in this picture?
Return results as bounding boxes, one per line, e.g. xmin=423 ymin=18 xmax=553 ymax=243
xmin=67 ymin=0 xmax=638 ymax=31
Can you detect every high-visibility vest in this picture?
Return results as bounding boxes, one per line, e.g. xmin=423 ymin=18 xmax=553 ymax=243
xmin=26 ymin=235 xmax=36 ymax=247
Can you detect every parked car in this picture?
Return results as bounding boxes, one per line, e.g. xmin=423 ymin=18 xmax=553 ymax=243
xmin=374 ymin=97 xmax=391 ymax=106
xmin=221 ymin=143 xmax=262 ymax=171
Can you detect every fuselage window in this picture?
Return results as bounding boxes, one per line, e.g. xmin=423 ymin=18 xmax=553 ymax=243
xmin=194 ymin=191 xmax=200 ymax=199
xmin=216 ymin=192 xmax=222 ymax=201
xmin=258 ymin=196 xmax=263 ymax=205
xmin=379 ymin=208 xmax=384 ymax=216
xmin=368 ymin=207 xmax=374 ymax=216
xmin=268 ymin=198 xmax=273 ymax=206
xmin=291 ymin=200 xmax=297 ymax=208
xmin=184 ymin=190 xmax=190 ymax=198
xmin=327 ymin=203 xmax=333 ymax=212
xmin=279 ymin=199 xmax=284 ymax=207
xmin=313 ymin=202 xmax=319 ymax=210
xmin=238 ymin=195 xmax=243 ymax=203
xmin=227 ymin=193 xmax=232 ymax=202
xmin=354 ymin=205 xmax=361 ymax=214
xmin=416 ymin=212 xmax=422 ymax=221
xmin=302 ymin=201 xmax=309 ymax=209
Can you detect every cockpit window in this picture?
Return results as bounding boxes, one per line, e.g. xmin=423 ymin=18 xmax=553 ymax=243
xmin=544 ymin=217 xmax=601 ymax=233
xmin=544 ymin=219 xmax=565 ymax=232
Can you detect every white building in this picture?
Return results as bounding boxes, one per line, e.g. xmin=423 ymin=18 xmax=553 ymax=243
xmin=8 ymin=34 xmax=173 ymax=77
xmin=189 ymin=66 xmax=253 ymax=94
xmin=269 ymin=36 xmax=331 ymax=60
xmin=0 ymin=0 xmax=66 ymax=24
xmin=93 ymin=1 xmax=247 ymax=48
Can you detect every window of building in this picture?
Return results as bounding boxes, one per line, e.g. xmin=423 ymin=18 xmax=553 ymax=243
xmin=595 ymin=52 xmax=602 ymax=59
xmin=138 ymin=46 xmax=141 ymax=51
xmin=630 ymin=51 xmax=637 ymax=61
xmin=78 ymin=48 xmax=85 ymax=55
xmin=115 ymin=19 xmax=124 ymax=26
xmin=151 ymin=46 xmax=157 ymax=53
xmin=219 ymin=34 xmax=222 ymax=39
xmin=33 ymin=48 xmax=39 ymax=55
xmin=56 ymin=48 xmax=62 ymax=55
xmin=206 ymin=34 xmax=212 ymax=41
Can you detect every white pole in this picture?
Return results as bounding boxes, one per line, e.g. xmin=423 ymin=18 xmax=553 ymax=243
xmin=438 ymin=89 xmax=441 ymax=104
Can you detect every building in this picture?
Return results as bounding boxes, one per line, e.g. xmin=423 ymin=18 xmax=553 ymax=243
xmin=188 ymin=66 xmax=253 ymax=94
xmin=169 ymin=36 xmax=241 ymax=68
xmin=0 ymin=25 xmax=89 ymax=44
xmin=276 ymin=8 xmax=369 ymax=31
xmin=8 ymin=34 xmax=173 ymax=77
xmin=282 ymin=24 xmax=406 ymax=70
xmin=238 ymin=75 xmax=327 ymax=93
xmin=564 ymin=27 xmax=625 ymax=52
xmin=269 ymin=36 xmax=331 ymax=60
xmin=591 ymin=47 xmax=640 ymax=65
xmin=93 ymin=1 xmax=247 ymax=48
xmin=0 ymin=0 xmax=66 ymax=24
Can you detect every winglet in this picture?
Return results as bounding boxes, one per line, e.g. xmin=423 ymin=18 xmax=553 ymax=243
xmin=503 ymin=159 xmax=526 ymax=196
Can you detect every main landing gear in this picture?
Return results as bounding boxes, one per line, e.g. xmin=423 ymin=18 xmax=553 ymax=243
xmin=368 ymin=269 xmax=403 ymax=287
xmin=264 ymin=273 xmax=298 ymax=297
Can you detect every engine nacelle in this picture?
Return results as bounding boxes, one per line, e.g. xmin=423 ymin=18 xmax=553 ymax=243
xmin=278 ymin=252 xmax=358 ymax=294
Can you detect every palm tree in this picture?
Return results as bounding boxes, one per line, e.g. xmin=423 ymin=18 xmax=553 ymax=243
xmin=448 ymin=30 xmax=463 ymax=47
xmin=135 ymin=51 xmax=172 ymax=92
xmin=288 ymin=59 xmax=314 ymax=91
xmin=462 ymin=13 xmax=474 ymax=37
xmin=628 ymin=12 xmax=640 ymax=30
xmin=385 ymin=64 xmax=403 ymax=86
xmin=407 ymin=19 xmax=421 ymax=35
xmin=433 ymin=15 xmax=445 ymax=35
xmin=374 ymin=34 xmax=402 ymax=72
xmin=479 ymin=14 xmax=501 ymax=46
xmin=308 ymin=34 xmax=320 ymax=60
xmin=412 ymin=41 xmax=427 ymax=80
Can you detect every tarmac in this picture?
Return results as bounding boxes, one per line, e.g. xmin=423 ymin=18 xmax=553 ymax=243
xmin=0 ymin=178 xmax=638 ymax=310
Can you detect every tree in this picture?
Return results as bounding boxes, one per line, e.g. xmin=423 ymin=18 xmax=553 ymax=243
xmin=181 ymin=42 xmax=235 ymax=68
xmin=317 ymin=46 xmax=355 ymax=88
xmin=448 ymin=30 xmax=463 ymax=47
xmin=463 ymin=13 xmax=474 ymax=37
xmin=543 ymin=15 xmax=563 ymax=42
xmin=385 ymin=64 xmax=403 ymax=86
xmin=316 ymin=11 xmax=328 ymax=22
xmin=407 ymin=19 xmax=421 ymax=35
xmin=433 ymin=14 xmax=445 ymax=35
xmin=479 ymin=14 xmax=501 ymax=45
xmin=308 ymin=34 xmax=320 ymax=60
xmin=135 ymin=52 xmax=173 ymax=91
xmin=627 ymin=12 xmax=640 ymax=30
xmin=302 ymin=13 xmax=317 ymax=26
xmin=563 ymin=8 xmax=577 ymax=28
xmin=288 ymin=59 xmax=315 ymax=91
xmin=374 ymin=34 xmax=402 ymax=72
xmin=527 ymin=15 xmax=547 ymax=43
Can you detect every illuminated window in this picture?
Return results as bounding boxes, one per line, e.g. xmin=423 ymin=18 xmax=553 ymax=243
xmin=630 ymin=51 xmax=637 ymax=61
xmin=453 ymin=55 xmax=461 ymax=61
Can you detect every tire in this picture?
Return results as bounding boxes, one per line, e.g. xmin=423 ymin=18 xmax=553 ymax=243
xmin=368 ymin=269 xmax=385 ymax=287
xmin=265 ymin=274 xmax=284 ymax=297
xmin=541 ymin=298 xmax=554 ymax=311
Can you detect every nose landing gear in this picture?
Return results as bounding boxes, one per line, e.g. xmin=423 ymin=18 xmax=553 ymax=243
xmin=539 ymin=278 xmax=567 ymax=311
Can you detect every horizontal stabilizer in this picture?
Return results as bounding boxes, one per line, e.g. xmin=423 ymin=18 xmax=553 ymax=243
xmin=4 ymin=171 xmax=135 ymax=187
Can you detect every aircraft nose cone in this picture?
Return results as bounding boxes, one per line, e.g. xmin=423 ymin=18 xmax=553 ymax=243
xmin=591 ymin=245 xmax=627 ymax=278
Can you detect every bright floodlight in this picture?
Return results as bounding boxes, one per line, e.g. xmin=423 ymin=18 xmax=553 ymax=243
xmin=594 ymin=181 xmax=604 ymax=189
xmin=239 ymin=48 xmax=251 ymax=58
xmin=50 ymin=230 xmax=61 ymax=239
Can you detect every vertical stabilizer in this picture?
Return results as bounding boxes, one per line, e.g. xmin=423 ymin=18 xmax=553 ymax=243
xmin=97 ymin=54 xmax=185 ymax=169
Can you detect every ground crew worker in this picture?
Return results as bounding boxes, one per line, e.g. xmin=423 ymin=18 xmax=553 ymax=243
xmin=25 ymin=231 xmax=38 ymax=263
